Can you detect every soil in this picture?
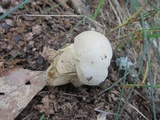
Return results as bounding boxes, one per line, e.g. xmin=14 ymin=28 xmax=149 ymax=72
xmin=0 ymin=0 xmax=159 ymax=120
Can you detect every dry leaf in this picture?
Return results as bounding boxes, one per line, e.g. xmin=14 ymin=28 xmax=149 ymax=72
xmin=0 ymin=67 xmax=46 ymax=120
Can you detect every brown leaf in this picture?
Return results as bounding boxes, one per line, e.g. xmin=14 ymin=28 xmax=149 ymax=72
xmin=0 ymin=67 xmax=46 ymax=120
xmin=40 ymin=95 xmax=55 ymax=115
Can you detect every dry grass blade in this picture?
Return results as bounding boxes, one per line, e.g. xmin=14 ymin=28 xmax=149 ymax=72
xmin=94 ymin=108 xmax=127 ymax=117
xmin=121 ymin=98 xmax=148 ymax=120
xmin=112 ymin=91 xmax=148 ymax=120
xmin=109 ymin=0 xmax=152 ymax=33
xmin=142 ymin=61 xmax=149 ymax=84
xmin=108 ymin=0 xmax=123 ymax=35
xmin=25 ymin=14 xmax=104 ymax=27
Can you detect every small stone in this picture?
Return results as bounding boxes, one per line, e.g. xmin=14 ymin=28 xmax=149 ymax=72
xmin=23 ymin=47 xmax=27 ymax=52
xmin=18 ymin=41 xmax=25 ymax=47
xmin=1 ymin=42 xmax=7 ymax=49
xmin=74 ymin=28 xmax=80 ymax=32
xmin=13 ymin=34 xmax=23 ymax=43
xmin=36 ymin=55 xmax=44 ymax=64
xmin=25 ymin=32 xmax=33 ymax=41
xmin=29 ymin=41 xmax=35 ymax=47
xmin=52 ymin=41 xmax=59 ymax=46
xmin=32 ymin=25 xmax=42 ymax=35
xmin=7 ymin=44 xmax=13 ymax=50
xmin=45 ymin=16 xmax=52 ymax=20
xmin=64 ymin=22 xmax=71 ymax=30
xmin=5 ymin=19 xmax=14 ymax=26
xmin=1 ymin=22 xmax=10 ymax=33
xmin=9 ymin=50 xmax=20 ymax=58
xmin=32 ymin=48 xmax=37 ymax=51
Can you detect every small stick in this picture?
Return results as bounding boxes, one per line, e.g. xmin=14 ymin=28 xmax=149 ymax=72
xmin=25 ymin=14 xmax=104 ymax=27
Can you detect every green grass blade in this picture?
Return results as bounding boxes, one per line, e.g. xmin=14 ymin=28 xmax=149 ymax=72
xmin=123 ymin=84 xmax=160 ymax=88
xmin=93 ymin=0 xmax=105 ymax=20
xmin=0 ymin=0 xmax=30 ymax=20
xmin=147 ymin=34 xmax=160 ymax=38
xmin=100 ymin=71 xmax=130 ymax=94
xmin=141 ymin=14 xmax=157 ymax=120
xmin=39 ymin=113 xmax=45 ymax=120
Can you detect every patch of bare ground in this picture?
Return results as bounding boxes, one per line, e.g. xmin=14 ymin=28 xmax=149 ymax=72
xmin=0 ymin=0 xmax=159 ymax=119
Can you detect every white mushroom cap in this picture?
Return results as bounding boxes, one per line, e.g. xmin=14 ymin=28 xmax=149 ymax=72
xmin=73 ymin=31 xmax=112 ymax=85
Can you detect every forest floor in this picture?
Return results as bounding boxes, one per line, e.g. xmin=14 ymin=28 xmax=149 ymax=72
xmin=0 ymin=0 xmax=159 ymax=120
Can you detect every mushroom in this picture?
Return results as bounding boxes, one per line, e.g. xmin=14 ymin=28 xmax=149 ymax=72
xmin=46 ymin=44 xmax=82 ymax=86
xmin=46 ymin=31 xmax=112 ymax=86
xmin=73 ymin=31 xmax=112 ymax=85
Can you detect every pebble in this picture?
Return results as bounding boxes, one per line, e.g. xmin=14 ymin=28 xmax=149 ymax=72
xmin=29 ymin=41 xmax=35 ymax=47
xmin=1 ymin=22 xmax=10 ymax=33
xmin=9 ymin=50 xmax=20 ymax=58
xmin=7 ymin=44 xmax=13 ymax=50
xmin=18 ymin=41 xmax=25 ymax=47
xmin=64 ymin=22 xmax=71 ymax=30
xmin=45 ymin=16 xmax=52 ymax=20
xmin=5 ymin=19 xmax=14 ymax=26
xmin=32 ymin=25 xmax=42 ymax=35
xmin=32 ymin=48 xmax=37 ymax=51
xmin=1 ymin=42 xmax=7 ymax=49
xmin=23 ymin=47 xmax=27 ymax=52
xmin=13 ymin=34 xmax=23 ymax=43
xmin=36 ymin=55 xmax=44 ymax=64
xmin=25 ymin=32 xmax=33 ymax=41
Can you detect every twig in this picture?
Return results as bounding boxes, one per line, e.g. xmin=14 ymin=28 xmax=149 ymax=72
xmin=25 ymin=14 xmax=104 ymax=27
xmin=25 ymin=14 xmax=84 ymax=17
xmin=62 ymin=93 xmax=84 ymax=98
